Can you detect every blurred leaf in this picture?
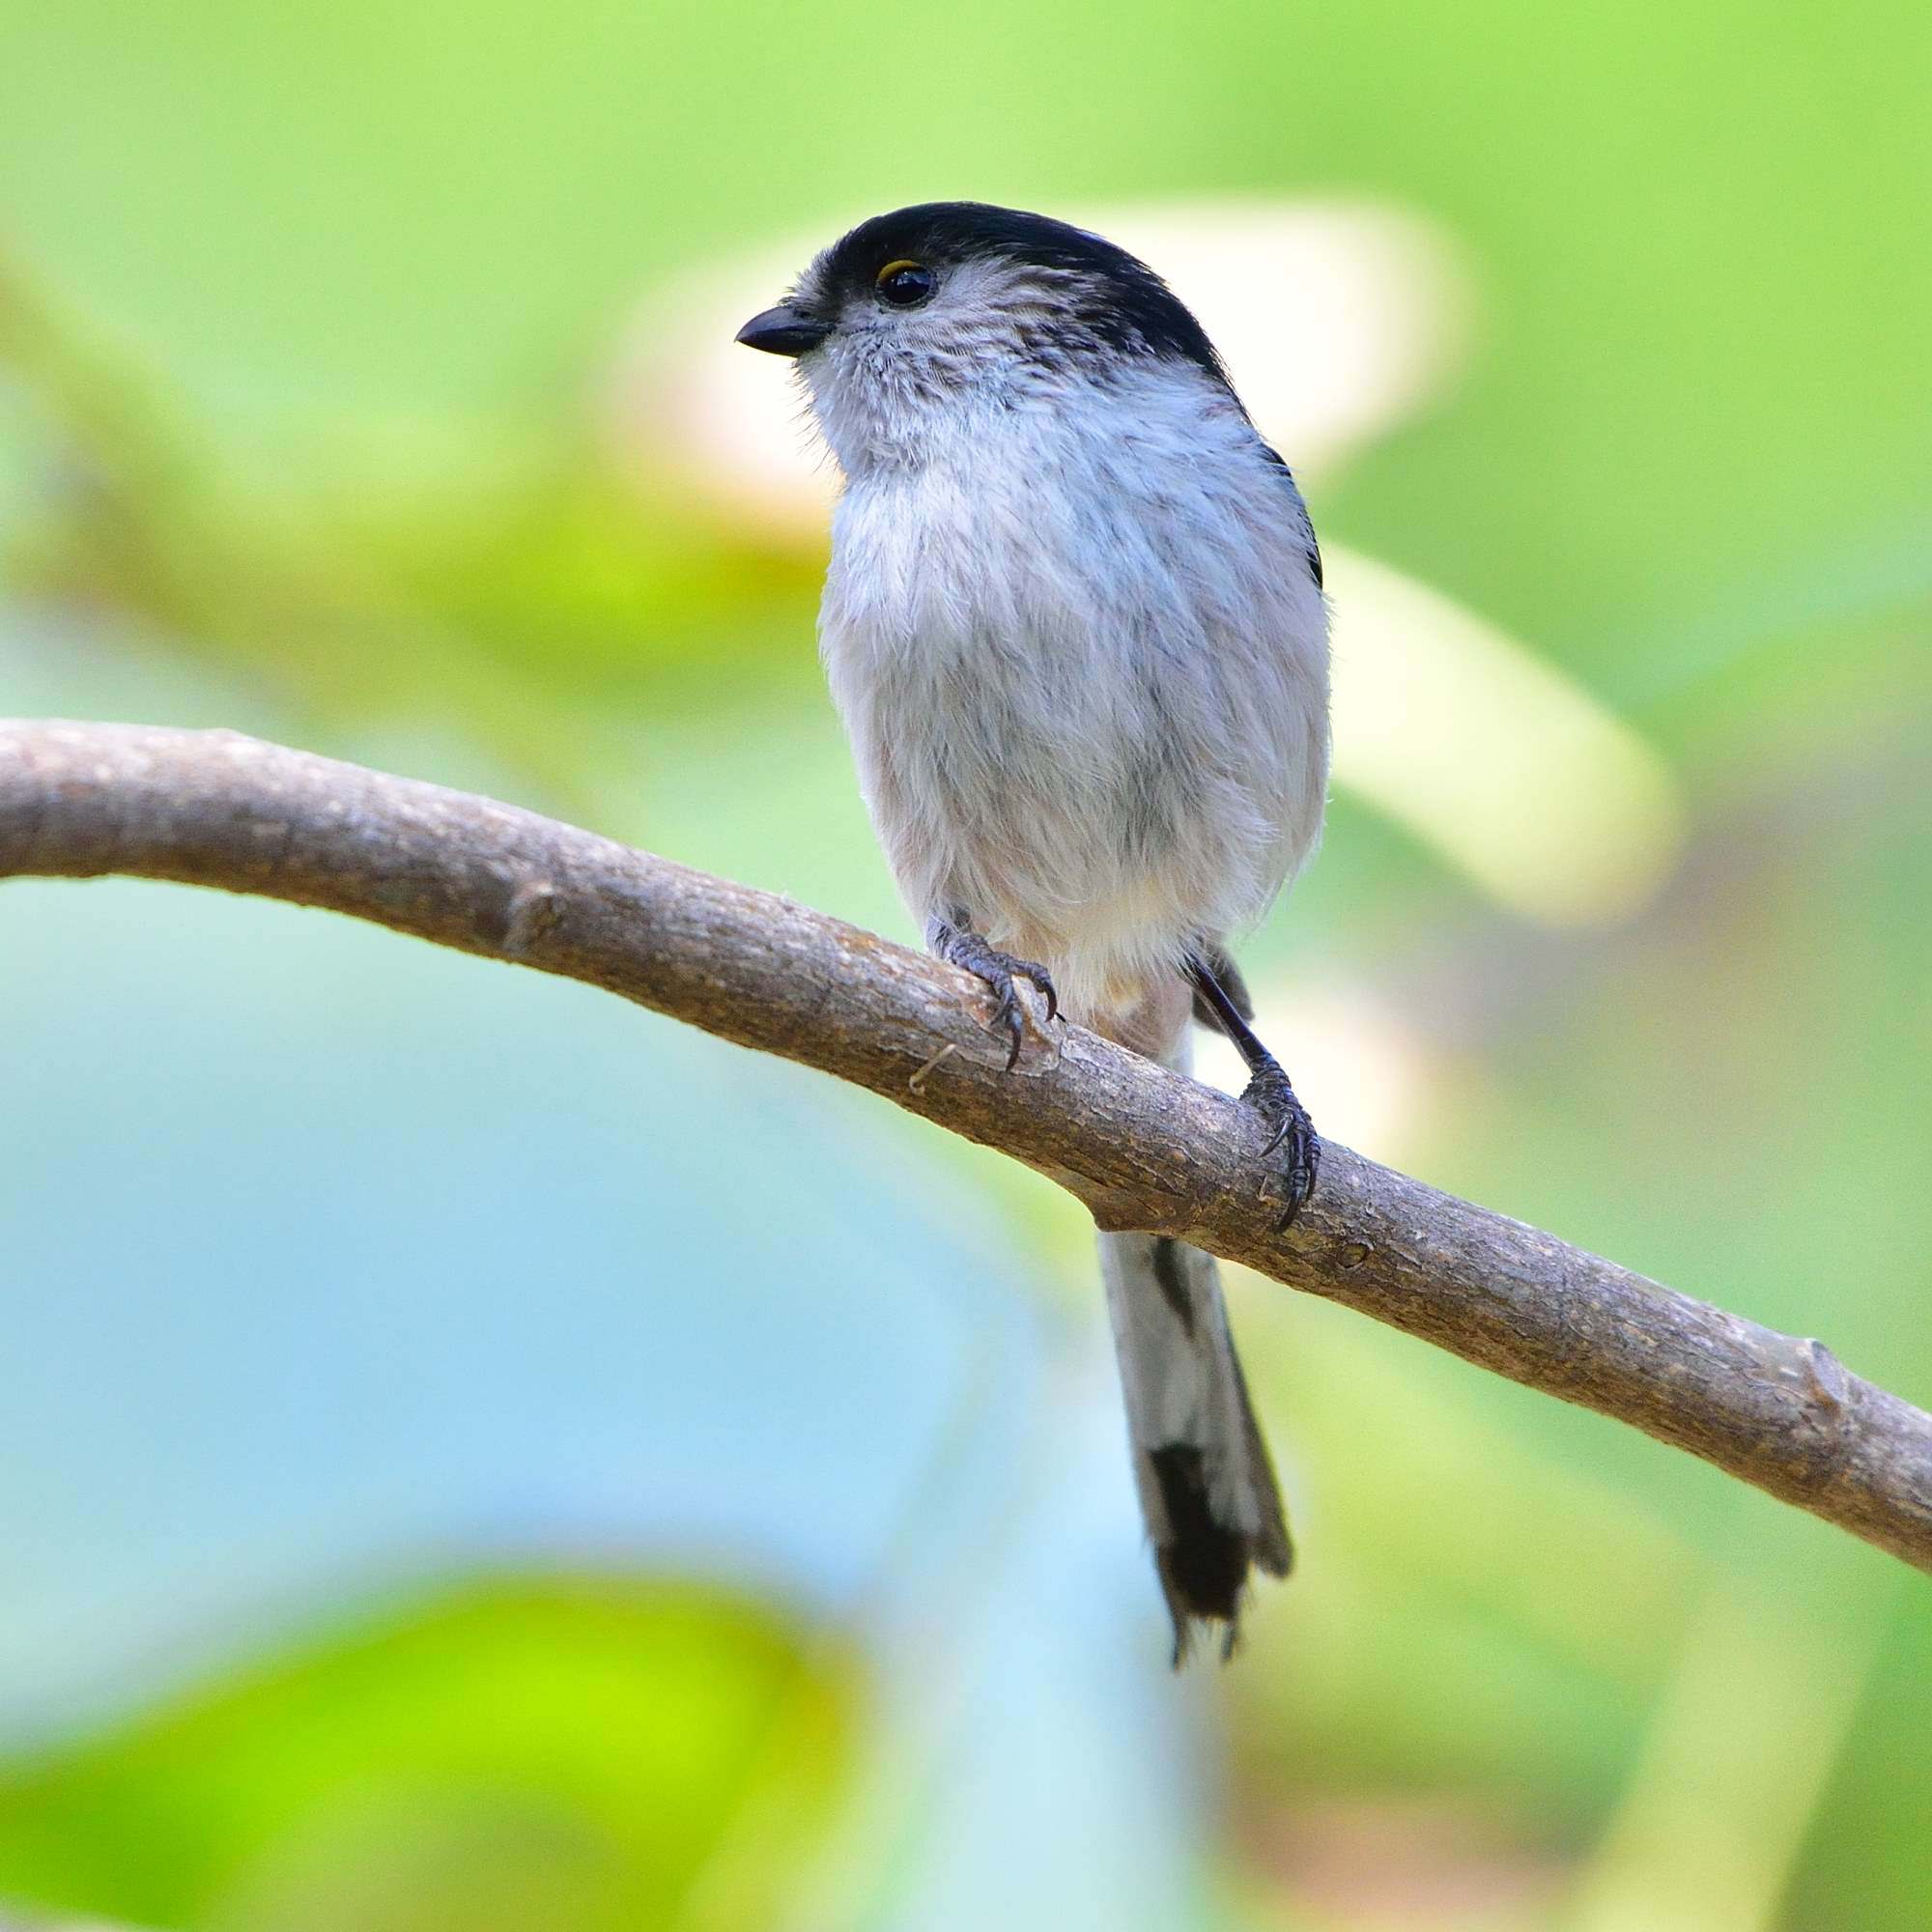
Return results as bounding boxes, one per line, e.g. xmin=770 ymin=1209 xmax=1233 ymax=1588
xmin=0 ymin=1576 xmax=856 ymax=1932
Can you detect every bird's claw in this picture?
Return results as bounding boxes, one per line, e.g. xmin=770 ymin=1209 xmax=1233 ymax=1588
xmin=983 ymin=954 xmax=1059 ymax=1069
xmin=937 ymin=929 xmax=1059 ymax=1070
xmin=1242 ymin=1061 xmax=1319 ymax=1229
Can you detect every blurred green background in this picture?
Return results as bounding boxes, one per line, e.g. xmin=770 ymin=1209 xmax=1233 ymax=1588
xmin=2 ymin=1 xmax=1929 ymax=1927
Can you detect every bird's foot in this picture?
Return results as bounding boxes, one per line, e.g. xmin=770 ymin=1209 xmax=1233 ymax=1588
xmin=1242 ymin=1059 xmax=1320 ymax=1230
xmin=934 ymin=926 xmax=1059 ymax=1070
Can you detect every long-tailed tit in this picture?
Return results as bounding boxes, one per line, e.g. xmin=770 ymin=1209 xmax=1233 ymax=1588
xmin=738 ymin=203 xmax=1329 ymax=1661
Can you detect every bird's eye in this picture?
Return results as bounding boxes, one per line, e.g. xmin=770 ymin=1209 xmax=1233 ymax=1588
xmin=875 ymin=260 xmax=935 ymax=307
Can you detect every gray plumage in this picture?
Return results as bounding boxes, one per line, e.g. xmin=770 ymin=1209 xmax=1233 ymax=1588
xmin=738 ymin=203 xmax=1330 ymax=1660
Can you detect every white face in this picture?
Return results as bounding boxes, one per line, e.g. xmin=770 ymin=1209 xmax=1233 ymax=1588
xmin=788 ymin=250 xmax=1140 ymax=479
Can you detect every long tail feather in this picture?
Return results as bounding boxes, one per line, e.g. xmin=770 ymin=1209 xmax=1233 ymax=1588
xmin=1098 ymin=1228 xmax=1292 ymax=1662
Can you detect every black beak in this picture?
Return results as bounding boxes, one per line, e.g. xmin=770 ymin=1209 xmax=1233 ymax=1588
xmin=734 ymin=302 xmax=832 ymax=357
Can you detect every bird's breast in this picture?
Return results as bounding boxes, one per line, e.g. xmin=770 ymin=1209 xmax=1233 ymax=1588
xmin=816 ymin=410 xmax=1330 ymax=1005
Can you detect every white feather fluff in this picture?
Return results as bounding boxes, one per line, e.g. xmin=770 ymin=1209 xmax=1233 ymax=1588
xmin=801 ymin=265 xmax=1329 ymax=1026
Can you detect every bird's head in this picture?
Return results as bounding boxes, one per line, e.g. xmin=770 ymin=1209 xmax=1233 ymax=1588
xmin=735 ymin=201 xmax=1234 ymax=475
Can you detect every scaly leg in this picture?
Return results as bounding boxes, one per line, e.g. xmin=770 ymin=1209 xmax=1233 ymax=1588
xmin=1187 ymin=952 xmax=1319 ymax=1229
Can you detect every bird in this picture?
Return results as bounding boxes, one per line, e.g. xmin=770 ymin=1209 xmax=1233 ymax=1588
xmin=736 ymin=202 xmax=1329 ymax=1662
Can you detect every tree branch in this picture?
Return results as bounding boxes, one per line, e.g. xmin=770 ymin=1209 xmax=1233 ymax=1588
xmin=5 ymin=719 xmax=1929 ymax=1571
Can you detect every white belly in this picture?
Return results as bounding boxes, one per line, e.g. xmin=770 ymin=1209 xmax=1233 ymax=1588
xmin=818 ymin=397 xmax=1329 ymax=1018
